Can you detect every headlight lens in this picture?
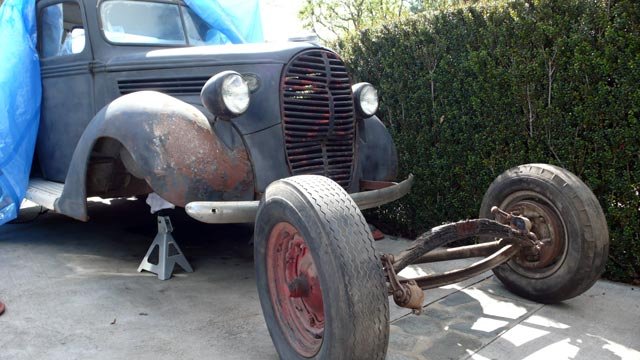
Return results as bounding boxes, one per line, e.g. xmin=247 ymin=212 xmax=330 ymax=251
xmin=360 ymin=85 xmax=379 ymax=116
xmin=222 ymin=74 xmax=250 ymax=115
xmin=352 ymin=82 xmax=379 ymax=117
xmin=201 ymin=71 xmax=251 ymax=119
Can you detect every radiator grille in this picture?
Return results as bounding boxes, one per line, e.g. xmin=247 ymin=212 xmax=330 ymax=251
xmin=280 ymin=50 xmax=356 ymax=188
xmin=117 ymin=76 xmax=210 ymax=95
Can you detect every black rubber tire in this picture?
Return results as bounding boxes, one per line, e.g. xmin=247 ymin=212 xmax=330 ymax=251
xmin=479 ymin=163 xmax=609 ymax=303
xmin=254 ymin=175 xmax=389 ymax=360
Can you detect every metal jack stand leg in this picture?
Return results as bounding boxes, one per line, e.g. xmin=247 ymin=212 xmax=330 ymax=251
xmin=138 ymin=215 xmax=193 ymax=280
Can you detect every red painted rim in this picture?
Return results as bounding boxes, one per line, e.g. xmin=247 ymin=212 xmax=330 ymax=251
xmin=0 ymin=301 xmax=5 ymax=316
xmin=266 ymin=222 xmax=324 ymax=357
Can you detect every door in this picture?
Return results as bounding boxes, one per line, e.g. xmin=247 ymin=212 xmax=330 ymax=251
xmin=36 ymin=0 xmax=94 ymax=182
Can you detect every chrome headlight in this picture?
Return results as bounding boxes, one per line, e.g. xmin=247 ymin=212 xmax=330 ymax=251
xmin=352 ymin=82 xmax=379 ymax=118
xmin=201 ymin=71 xmax=250 ymax=119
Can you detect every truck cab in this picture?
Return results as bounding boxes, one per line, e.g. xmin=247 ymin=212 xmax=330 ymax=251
xmin=28 ymin=0 xmax=407 ymax=222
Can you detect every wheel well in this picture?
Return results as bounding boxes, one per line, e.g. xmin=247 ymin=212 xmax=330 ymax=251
xmin=85 ymin=137 xmax=151 ymax=198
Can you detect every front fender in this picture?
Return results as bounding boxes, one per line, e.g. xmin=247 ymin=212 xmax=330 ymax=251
xmin=56 ymin=91 xmax=254 ymax=221
xmin=357 ymin=116 xmax=398 ymax=182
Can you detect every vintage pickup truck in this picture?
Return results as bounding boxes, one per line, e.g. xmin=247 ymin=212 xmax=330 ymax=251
xmin=24 ymin=0 xmax=609 ymax=359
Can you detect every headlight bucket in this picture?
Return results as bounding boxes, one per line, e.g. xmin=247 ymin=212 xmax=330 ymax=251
xmin=352 ymin=82 xmax=379 ymax=118
xmin=201 ymin=71 xmax=250 ymax=119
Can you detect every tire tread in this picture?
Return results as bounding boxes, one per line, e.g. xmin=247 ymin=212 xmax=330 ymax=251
xmin=279 ymin=175 xmax=389 ymax=359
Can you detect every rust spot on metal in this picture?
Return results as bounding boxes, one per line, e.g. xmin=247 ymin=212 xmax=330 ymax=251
xmin=455 ymin=221 xmax=479 ymax=237
xmin=105 ymin=92 xmax=254 ymax=207
xmin=146 ymin=108 xmax=253 ymax=206
xmin=360 ymin=179 xmax=395 ymax=191
xmin=382 ymin=255 xmax=425 ymax=314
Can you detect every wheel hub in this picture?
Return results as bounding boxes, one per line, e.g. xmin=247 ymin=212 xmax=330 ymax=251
xmin=507 ymin=198 xmax=567 ymax=274
xmin=266 ymin=222 xmax=324 ymax=357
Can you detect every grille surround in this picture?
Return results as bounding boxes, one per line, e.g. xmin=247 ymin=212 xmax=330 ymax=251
xmin=280 ymin=50 xmax=356 ymax=188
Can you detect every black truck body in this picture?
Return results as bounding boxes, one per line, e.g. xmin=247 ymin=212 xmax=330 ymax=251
xmin=31 ymin=0 xmax=403 ymax=221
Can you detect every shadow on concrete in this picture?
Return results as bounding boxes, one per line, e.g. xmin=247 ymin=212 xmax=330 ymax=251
xmin=2 ymin=196 xmax=255 ymax=272
xmin=387 ymin=277 xmax=640 ymax=360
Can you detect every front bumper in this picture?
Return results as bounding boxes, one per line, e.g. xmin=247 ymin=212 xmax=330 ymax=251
xmin=185 ymin=174 xmax=414 ymax=224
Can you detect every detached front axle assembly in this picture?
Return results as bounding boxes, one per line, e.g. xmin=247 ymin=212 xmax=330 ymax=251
xmin=382 ymin=207 xmax=543 ymax=313
xmin=251 ymin=164 xmax=609 ymax=359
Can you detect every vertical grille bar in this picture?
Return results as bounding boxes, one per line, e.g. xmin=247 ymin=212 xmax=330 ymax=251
xmin=280 ymin=50 xmax=356 ymax=188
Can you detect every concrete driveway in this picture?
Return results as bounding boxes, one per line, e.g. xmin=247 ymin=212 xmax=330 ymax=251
xmin=1 ymin=198 xmax=639 ymax=360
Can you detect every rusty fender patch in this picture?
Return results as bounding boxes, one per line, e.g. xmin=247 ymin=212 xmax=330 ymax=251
xmin=148 ymin=111 xmax=253 ymax=206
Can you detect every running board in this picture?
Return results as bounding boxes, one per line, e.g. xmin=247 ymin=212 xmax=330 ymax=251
xmin=25 ymin=178 xmax=64 ymax=210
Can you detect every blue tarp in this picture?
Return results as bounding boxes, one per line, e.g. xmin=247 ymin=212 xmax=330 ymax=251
xmin=185 ymin=0 xmax=263 ymax=45
xmin=0 ymin=0 xmax=41 ymax=225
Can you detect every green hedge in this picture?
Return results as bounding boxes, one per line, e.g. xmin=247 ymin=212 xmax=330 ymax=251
xmin=338 ymin=0 xmax=640 ymax=282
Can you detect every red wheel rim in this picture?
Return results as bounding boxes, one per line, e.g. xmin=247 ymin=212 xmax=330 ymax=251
xmin=266 ymin=222 xmax=324 ymax=357
xmin=0 ymin=301 xmax=5 ymax=316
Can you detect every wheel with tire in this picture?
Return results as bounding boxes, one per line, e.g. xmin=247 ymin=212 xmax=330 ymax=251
xmin=479 ymin=164 xmax=609 ymax=303
xmin=254 ymin=175 xmax=389 ymax=360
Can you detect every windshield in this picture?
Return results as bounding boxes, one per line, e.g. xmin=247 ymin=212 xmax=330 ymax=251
xmin=100 ymin=0 xmax=221 ymax=46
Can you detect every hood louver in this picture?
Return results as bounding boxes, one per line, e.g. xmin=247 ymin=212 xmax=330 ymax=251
xmin=117 ymin=76 xmax=210 ymax=95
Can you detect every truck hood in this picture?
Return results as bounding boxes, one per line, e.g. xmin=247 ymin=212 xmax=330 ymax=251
xmin=103 ymin=42 xmax=319 ymax=72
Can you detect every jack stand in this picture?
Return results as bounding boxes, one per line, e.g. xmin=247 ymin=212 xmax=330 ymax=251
xmin=138 ymin=215 xmax=193 ymax=280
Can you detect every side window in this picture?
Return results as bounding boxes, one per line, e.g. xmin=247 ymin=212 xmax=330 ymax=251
xmin=40 ymin=2 xmax=85 ymax=58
